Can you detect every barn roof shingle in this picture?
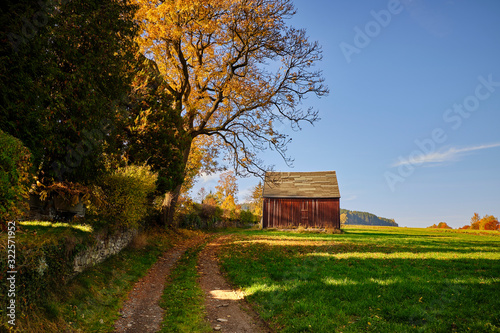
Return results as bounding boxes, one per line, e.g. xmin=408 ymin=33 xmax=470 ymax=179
xmin=262 ymin=171 xmax=340 ymax=198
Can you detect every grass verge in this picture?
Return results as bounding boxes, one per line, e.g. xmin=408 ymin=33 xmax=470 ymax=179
xmin=219 ymin=227 xmax=500 ymax=332
xmin=159 ymin=238 xmax=212 ymax=333
xmin=8 ymin=228 xmax=199 ymax=332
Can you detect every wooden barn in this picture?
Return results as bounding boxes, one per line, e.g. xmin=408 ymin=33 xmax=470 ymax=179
xmin=262 ymin=171 xmax=341 ymax=229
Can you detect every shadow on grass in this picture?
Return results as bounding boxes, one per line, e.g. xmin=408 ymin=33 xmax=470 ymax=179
xmin=242 ymin=270 xmax=500 ymax=332
xmin=232 ymin=239 xmax=500 ymax=257
xmin=234 ymin=228 xmax=500 ymax=255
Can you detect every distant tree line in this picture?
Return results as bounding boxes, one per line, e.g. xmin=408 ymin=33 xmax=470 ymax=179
xmin=427 ymin=213 xmax=499 ymax=231
xmin=460 ymin=213 xmax=499 ymax=231
xmin=340 ymin=209 xmax=398 ymax=227
xmin=428 ymin=222 xmax=452 ymax=229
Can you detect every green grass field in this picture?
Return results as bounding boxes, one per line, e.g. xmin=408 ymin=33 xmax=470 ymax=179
xmin=219 ymin=227 xmax=500 ymax=332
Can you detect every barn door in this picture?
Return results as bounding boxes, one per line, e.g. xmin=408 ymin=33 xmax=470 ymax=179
xmin=301 ymin=201 xmax=308 ymax=225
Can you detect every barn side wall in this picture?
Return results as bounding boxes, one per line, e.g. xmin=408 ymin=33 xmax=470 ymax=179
xmin=262 ymin=198 xmax=340 ymax=229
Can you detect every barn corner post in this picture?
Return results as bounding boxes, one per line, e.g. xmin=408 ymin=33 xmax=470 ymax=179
xmin=262 ymin=197 xmax=268 ymax=228
xmin=262 ymin=171 xmax=341 ymax=230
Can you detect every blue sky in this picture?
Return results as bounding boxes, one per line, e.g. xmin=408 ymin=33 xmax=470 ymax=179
xmin=192 ymin=0 xmax=500 ymax=229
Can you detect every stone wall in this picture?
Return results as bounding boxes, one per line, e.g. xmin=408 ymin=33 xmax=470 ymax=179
xmin=73 ymin=228 xmax=138 ymax=274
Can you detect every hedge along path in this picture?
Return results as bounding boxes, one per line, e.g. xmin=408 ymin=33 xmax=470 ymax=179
xmin=115 ymin=233 xmax=209 ymax=333
xmin=198 ymin=235 xmax=271 ymax=332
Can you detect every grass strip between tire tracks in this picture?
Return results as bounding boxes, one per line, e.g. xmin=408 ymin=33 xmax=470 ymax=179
xmin=159 ymin=237 xmax=213 ymax=333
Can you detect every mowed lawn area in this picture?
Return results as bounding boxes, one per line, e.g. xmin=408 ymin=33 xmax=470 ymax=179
xmin=218 ymin=227 xmax=500 ymax=332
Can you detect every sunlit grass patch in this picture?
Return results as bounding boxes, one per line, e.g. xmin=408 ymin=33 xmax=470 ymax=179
xmin=19 ymin=220 xmax=93 ymax=232
xmin=308 ymin=250 xmax=500 ymax=260
xmin=245 ymin=283 xmax=283 ymax=295
xmin=220 ymin=227 xmax=500 ymax=332
xmin=322 ymin=277 xmax=359 ymax=286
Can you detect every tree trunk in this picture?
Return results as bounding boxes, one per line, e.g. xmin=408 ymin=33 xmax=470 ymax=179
xmin=160 ymin=139 xmax=192 ymax=227
xmin=161 ymin=184 xmax=181 ymax=228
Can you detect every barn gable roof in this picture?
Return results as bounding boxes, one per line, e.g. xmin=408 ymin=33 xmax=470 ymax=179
xmin=263 ymin=171 xmax=340 ymax=199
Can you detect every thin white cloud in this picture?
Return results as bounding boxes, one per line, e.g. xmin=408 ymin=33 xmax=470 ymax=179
xmin=237 ymin=187 xmax=253 ymax=203
xmin=342 ymin=195 xmax=358 ymax=201
xmin=393 ymin=142 xmax=500 ymax=167
xmin=199 ymin=171 xmax=223 ymax=183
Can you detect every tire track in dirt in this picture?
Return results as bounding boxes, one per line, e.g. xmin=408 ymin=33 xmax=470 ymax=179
xmin=198 ymin=235 xmax=271 ymax=332
xmin=114 ymin=234 xmax=207 ymax=333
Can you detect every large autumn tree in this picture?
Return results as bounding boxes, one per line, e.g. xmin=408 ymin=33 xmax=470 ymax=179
xmin=135 ymin=0 xmax=328 ymax=225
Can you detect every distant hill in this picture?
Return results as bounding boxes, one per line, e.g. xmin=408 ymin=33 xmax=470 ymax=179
xmin=340 ymin=209 xmax=398 ymax=227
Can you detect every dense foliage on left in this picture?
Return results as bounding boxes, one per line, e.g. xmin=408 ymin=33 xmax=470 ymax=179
xmin=0 ymin=0 xmax=185 ymax=227
xmin=1 ymin=0 xmax=138 ymax=184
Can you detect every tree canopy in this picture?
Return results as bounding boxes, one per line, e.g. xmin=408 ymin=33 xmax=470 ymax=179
xmin=133 ymin=0 xmax=328 ymax=224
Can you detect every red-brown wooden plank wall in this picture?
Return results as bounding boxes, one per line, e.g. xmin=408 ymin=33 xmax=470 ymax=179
xmin=262 ymin=198 xmax=340 ymax=229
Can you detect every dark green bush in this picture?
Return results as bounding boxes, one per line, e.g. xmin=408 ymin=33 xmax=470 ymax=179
xmin=239 ymin=210 xmax=259 ymax=224
xmin=180 ymin=211 xmax=203 ymax=229
xmin=175 ymin=200 xmax=224 ymax=229
xmin=200 ymin=203 xmax=223 ymax=222
xmin=96 ymin=164 xmax=157 ymax=229
xmin=0 ymin=129 xmax=32 ymax=222
xmin=175 ymin=197 xmax=259 ymax=229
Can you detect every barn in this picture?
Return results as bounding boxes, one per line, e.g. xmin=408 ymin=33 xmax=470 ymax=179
xmin=262 ymin=171 xmax=341 ymax=229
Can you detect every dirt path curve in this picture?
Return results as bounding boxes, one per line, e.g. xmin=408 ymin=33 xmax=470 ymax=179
xmin=198 ymin=235 xmax=271 ymax=333
xmin=115 ymin=234 xmax=207 ymax=333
